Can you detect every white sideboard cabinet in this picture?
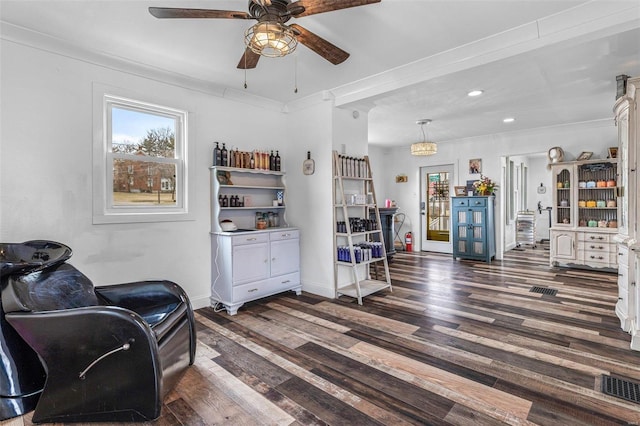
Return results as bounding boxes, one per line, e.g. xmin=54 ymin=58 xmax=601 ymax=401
xmin=211 ymin=229 xmax=301 ymax=315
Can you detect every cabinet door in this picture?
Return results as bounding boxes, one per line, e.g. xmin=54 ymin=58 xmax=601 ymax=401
xmin=454 ymin=207 xmax=486 ymax=257
xmin=270 ymin=238 xmax=300 ymax=277
xmin=552 ymin=232 xmax=575 ymax=260
xmin=468 ymin=207 xmax=488 ymax=256
xmin=552 ymin=165 xmax=573 ymax=226
xmin=453 ymin=207 xmax=470 ymax=255
xmin=232 ymin=242 xmax=269 ymax=285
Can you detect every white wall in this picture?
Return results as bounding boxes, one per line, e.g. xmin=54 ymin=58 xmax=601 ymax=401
xmin=0 ymin=39 xmax=286 ymax=308
xmin=285 ymin=100 xmax=334 ymax=297
xmin=369 ymin=120 xmax=617 ymax=258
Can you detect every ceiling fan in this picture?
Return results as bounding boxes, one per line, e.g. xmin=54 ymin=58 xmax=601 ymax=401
xmin=149 ymin=0 xmax=381 ymax=69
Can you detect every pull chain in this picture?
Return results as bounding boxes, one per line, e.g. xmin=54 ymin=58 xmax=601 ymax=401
xmin=244 ymin=52 xmax=248 ymax=89
xmin=294 ymin=54 xmax=298 ymax=94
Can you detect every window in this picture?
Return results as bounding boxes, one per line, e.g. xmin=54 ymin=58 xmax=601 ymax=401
xmin=93 ymin=85 xmax=192 ymax=224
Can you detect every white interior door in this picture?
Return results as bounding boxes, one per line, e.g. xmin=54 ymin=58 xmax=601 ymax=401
xmin=420 ymin=165 xmax=454 ymax=253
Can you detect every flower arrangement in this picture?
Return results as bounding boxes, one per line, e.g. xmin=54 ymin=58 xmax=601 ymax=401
xmin=473 ymin=175 xmax=498 ymax=195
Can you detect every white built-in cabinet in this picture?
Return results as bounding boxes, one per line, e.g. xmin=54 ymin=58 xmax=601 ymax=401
xmin=210 ymin=167 xmax=301 ymax=315
xmin=549 ymin=159 xmax=619 ymax=270
xmin=613 ymin=76 xmax=640 ymax=350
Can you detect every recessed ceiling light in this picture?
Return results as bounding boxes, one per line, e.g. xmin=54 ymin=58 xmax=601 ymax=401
xmin=503 ymin=117 xmax=515 ymax=123
xmin=467 ymin=90 xmax=484 ymax=97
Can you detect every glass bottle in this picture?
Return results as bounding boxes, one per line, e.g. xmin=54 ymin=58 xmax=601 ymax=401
xmin=214 ymin=142 xmax=221 ymax=166
xmin=221 ymin=143 xmax=228 ymax=167
xmin=275 ymin=151 xmax=281 ymax=171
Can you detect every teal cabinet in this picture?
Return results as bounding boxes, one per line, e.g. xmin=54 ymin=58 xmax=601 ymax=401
xmin=452 ymin=196 xmax=496 ymax=263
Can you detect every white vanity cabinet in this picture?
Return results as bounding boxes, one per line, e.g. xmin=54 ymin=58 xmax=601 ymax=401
xmin=211 ymin=229 xmax=301 ymax=315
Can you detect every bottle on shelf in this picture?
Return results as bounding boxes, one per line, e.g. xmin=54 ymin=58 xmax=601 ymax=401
xmin=229 ymin=148 xmax=236 ymax=168
xmin=250 ymin=153 xmax=255 ymax=169
xmin=214 ymin=142 xmax=221 ymax=166
xmin=275 ymin=151 xmax=281 ymax=171
xmin=270 ymin=151 xmax=275 ymax=171
xmin=221 ymin=143 xmax=228 ymax=167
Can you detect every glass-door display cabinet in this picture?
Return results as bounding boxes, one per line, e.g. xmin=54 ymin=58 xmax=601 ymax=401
xmin=549 ymin=159 xmax=619 ymax=271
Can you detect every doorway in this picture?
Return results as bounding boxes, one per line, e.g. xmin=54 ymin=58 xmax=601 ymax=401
xmin=420 ymin=165 xmax=454 ymax=253
xmin=500 ymin=153 xmax=550 ymax=257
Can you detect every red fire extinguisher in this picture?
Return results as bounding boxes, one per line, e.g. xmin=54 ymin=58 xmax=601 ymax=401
xmin=405 ymin=232 xmax=412 ymax=252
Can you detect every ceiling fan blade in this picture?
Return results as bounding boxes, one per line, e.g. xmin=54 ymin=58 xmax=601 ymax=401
xmin=148 ymin=7 xmax=252 ymax=20
xmin=290 ymin=24 xmax=349 ymax=65
xmin=287 ymin=0 xmax=380 ymax=17
xmin=237 ymin=48 xmax=261 ymax=69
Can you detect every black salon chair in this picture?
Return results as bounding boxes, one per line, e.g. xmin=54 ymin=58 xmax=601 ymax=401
xmin=0 ymin=240 xmax=196 ymax=423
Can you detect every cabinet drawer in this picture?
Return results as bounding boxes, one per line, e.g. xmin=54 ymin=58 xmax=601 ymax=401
xmin=582 ymin=250 xmax=610 ymax=264
xmin=270 ymin=229 xmax=299 ymax=241
xmin=232 ymin=272 xmax=300 ymax=303
xmin=468 ymin=198 xmax=487 ymax=207
xmin=452 ymin=198 xmax=469 ymax=207
xmin=232 ymin=281 xmax=274 ymax=302
xmin=232 ymin=232 xmax=269 ymax=246
xmin=579 ymin=241 xmax=611 ymax=253
xmin=579 ymin=232 xmax=610 ymax=243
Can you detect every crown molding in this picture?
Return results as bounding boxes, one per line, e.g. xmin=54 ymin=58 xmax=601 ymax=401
xmin=1 ymin=21 xmax=286 ymax=113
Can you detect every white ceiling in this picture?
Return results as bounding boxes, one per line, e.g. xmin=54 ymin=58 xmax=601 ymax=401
xmin=1 ymin=0 xmax=639 ymax=149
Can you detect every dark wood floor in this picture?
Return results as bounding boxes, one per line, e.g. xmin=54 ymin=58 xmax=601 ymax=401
xmin=8 ymin=246 xmax=640 ymax=425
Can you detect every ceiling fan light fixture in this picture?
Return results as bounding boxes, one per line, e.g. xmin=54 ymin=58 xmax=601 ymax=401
xmin=411 ymin=119 xmax=437 ymax=156
xmin=245 ymin=21 xmax=297 ymax=58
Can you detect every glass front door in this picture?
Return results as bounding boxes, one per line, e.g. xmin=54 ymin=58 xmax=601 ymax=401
xmin=427 ymin=172 xmax=450 ymax=241
xmin=420 ymin=165 xmax=454 ymax=253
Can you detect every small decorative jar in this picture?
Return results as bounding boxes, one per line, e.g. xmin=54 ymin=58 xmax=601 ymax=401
xmin=596 ymin=180 xmax=607 ymax=188
xmin=607 ymin=200 xmax=617 ymax=207
xmin=560 ymin=199 xmax=568 ymax=207
xmin=579 ymin=218 xmax=587 ymax=227
xmin=596 ymin=200 xmax=606 ymax=208
xmin=598 ymin=220 xmax=608 ymax=228
xmin=586 ymin=200 xmax=597 ymax=208
xmin=557 ymin=181 xmax=564 ymax=188
xmin=606 ymin=179 xmax=616 ymax=187
xmin=578 ymin=181 xmax=586 ymax=188
xmin=564 ymin=180 xmax=570 ymax=188
xmin=608 ymin=220 xmax=618 ymax=228
xmin=588 ymin=219 xmax=598 ymax=227
xmin=578 ymin=200 xmax=586 ymax=207
xmin=586 ymin=181 xmax=596 ymax=188
xmin=562 ymin=218 xmax=570 ymax=224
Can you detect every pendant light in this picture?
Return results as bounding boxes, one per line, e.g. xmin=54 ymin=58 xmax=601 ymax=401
xmin=411 ymin=119 xmax=437 ymax=156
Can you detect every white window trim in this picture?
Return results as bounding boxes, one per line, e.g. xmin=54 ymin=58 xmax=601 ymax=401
xmin=92 ymin=83 xmax=194 ymax=224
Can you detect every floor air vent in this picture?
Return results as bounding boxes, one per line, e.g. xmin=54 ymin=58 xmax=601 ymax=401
xmin=529 ymin=286 xmax=558 ymax=296
xmin=602 ymin=375 xmax=640 ymax=404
